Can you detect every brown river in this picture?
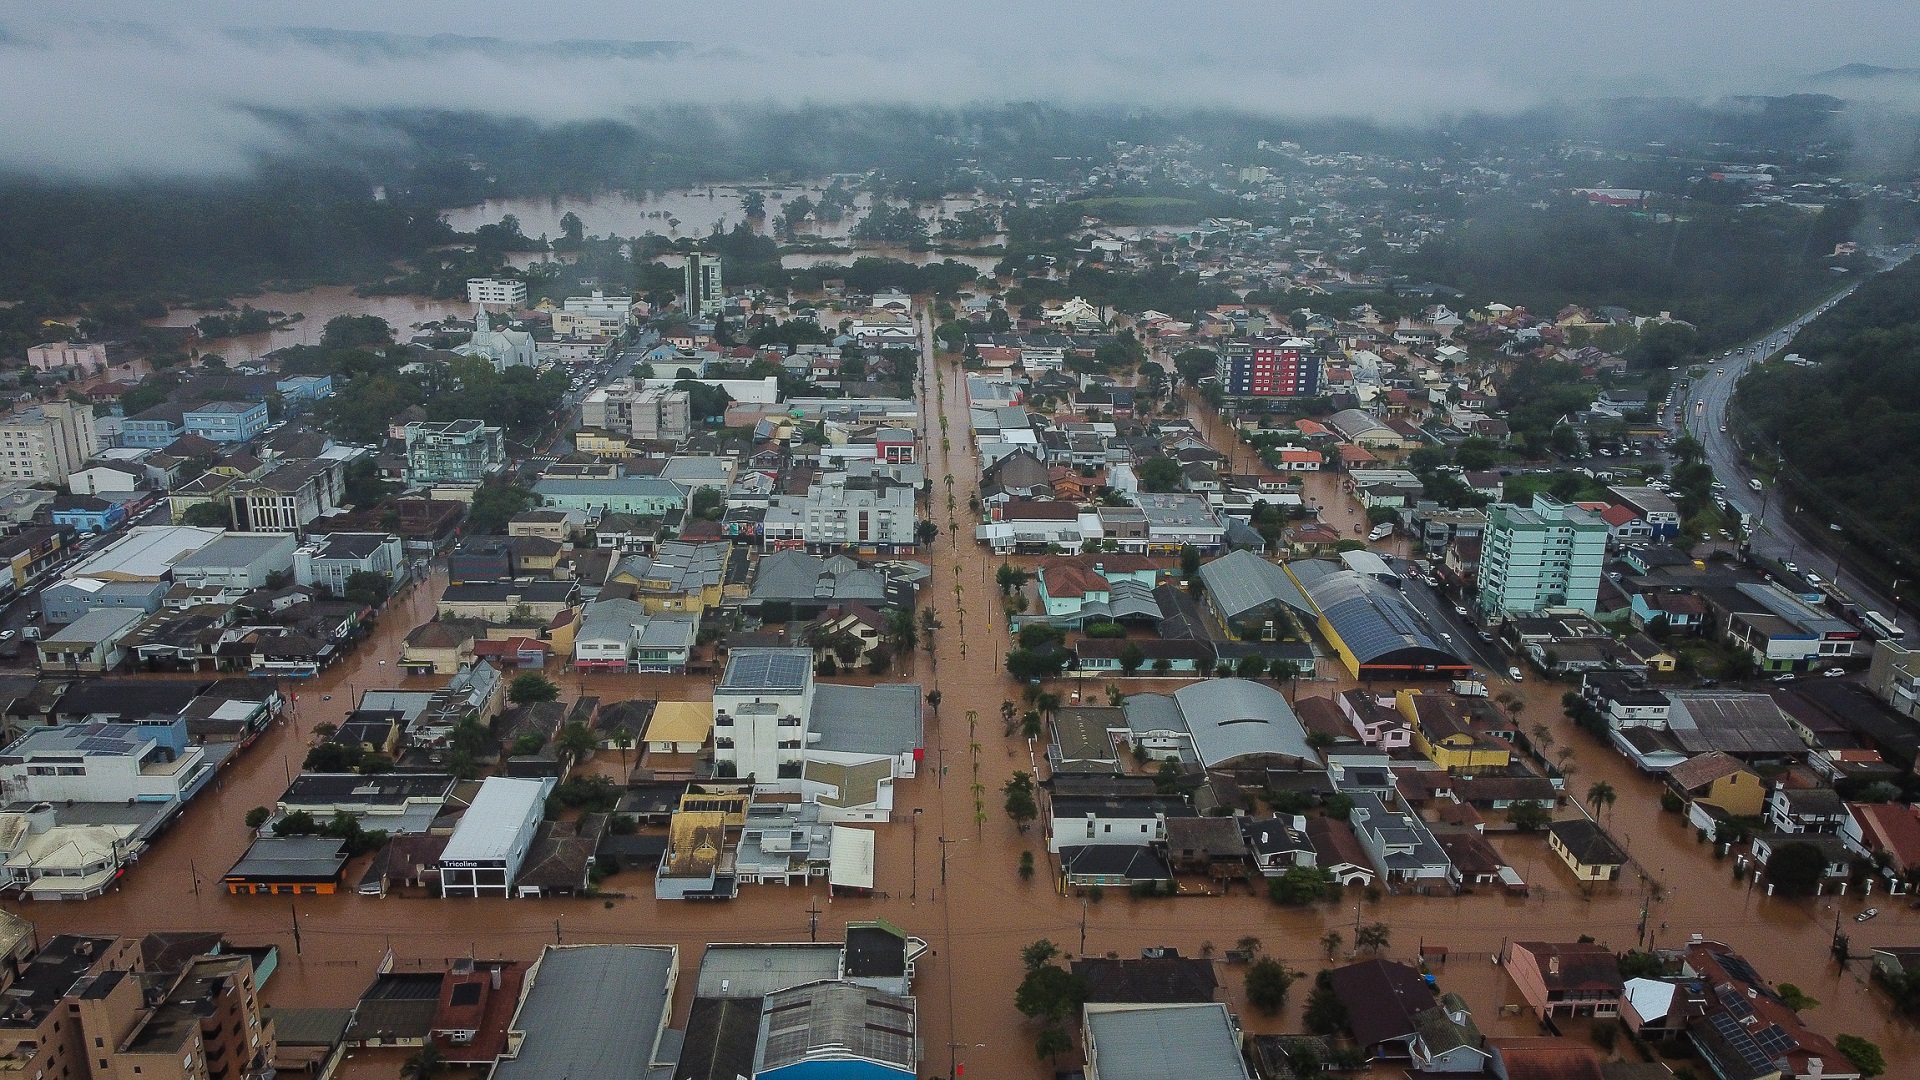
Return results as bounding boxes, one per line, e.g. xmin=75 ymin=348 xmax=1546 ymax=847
xmin=14 ymin=325 xmax=1916 ymax=1078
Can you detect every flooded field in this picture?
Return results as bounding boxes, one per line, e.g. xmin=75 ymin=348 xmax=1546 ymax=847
xmin=148 ymin=285 xmax=474 ymax=361
xmin=8 ymin=328 xmax=1916 ymax=1078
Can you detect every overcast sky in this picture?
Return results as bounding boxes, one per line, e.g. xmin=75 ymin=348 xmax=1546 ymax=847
xmin=5 ymin=2 xmax=1919 ymax=178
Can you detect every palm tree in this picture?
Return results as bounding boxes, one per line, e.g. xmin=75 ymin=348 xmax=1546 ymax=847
xmin=1034 ymin=691 xmax=1062 ymax=718
xmin=925 ymin=689 xmax=943 ymax=718
xmin=611 ymin=724 xmax=634 ymax=769
xmin=1320 ymin=930 xmax=1344 ymax=959
xmin=886 ymin=607 xmax=918 ymax=656
xmin=1587 ymin=780 xmax=1617 ymax=819
xmin=400 ymin=1045 xmax=445 ymax=1080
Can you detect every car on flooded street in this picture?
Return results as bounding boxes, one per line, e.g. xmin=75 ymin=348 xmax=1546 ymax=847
xmin=1856 ymin=908 xmax=1879 ymax=922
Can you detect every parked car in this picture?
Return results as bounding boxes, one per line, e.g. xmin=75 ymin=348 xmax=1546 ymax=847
xmin=1453 ymin=604 xmax=1469 ymax=617
xmin=1508 ymin=666 xmax=1524 ymax=682
xmin=1773 ymin=673 xmax=1796 ymax=682
xmin=1857 ymin=908 xmax=1879 ymax=922
xmin=1823 ymin=668 xmax=1846 ymax=678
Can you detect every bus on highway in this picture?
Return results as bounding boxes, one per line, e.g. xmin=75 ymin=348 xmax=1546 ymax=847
xmin=1862 ymin=610 xmax=1906 ymax=641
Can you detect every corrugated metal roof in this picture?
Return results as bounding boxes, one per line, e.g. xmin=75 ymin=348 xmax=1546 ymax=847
xmin=1084 ymin=1002 xmax=1250 ymax=1080
xmin=494 ymin=946 xmax=675 ymax=1080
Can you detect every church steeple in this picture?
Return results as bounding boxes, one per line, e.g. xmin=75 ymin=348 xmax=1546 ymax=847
xmin=475 ymin=306 xmax=491 ymax=333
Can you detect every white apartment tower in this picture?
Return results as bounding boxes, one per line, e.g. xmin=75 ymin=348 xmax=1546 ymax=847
xmin=466 ymin=277 xmax=529 ymax=307
xmin=0 ymin=401 xmax=99 ymax=484
xmin=685 ymin=254 xmax=724 ymax=319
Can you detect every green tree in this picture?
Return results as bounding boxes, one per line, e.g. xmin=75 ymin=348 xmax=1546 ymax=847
xmin=244 ymin=806 xmax=271 ymax=830
xmin=179 ymin=502 xmax=229 ymax=527
xmin=1006 ymin=648 xmax=1068 ymax=681
xmin=1118 ymin=642 xmax=1146 ymax=676
xmin=1835 ymin=1034 xmax=1886 ymax=1078
xmin=1244 ymin=958 xmax=1296 ymax=1014
xmin=1320 ymin=930 xmax=1343 ymax=960
xmin=1765 ymin=841 xmax=1831 ymax=897
xmin=1021 ymin=939 xmax=1061 ymax=970
xmin=1304 ymin=985 xmax=1349 ymax=1035
xmin=1019 ymin=850 xmax=1035 ymax=880
xmin=342 ymin=570 xmax=392 ymax=608
xmin=1586 ymin=781 xmax=1617 ymax=819
xmin=1776 ymin=983 xmax=1818 ymax=1012
xmin=467 ymin=483 xmax=538 ymax=533
xmin=1268 ymin=865 xmax=1334 ymax=906
xmin=1236 ymin=655 xmax=1268 ymax=680
xmin=302 ymin=743 xmax=360 ymax=772
xmin=1139 ymin=456 xmax=1184 ymax=492
xmin=1172 ymin=347 xmax=1219 ymax=387
xmin=1015 ymin=956 xmax=1086 ymax=1065
xmin=556 ymin=721 xmax=598 ymax=763
xmin=508 ymin=673 xmax=560 ymax=706
xmin=1617 ymin=951 xmax=1666 ymax=979
xmin=1355 ymin=922 xmax=1390 ymax=954
xmin=321 ymin=314 xmax=394 ymax=350
xmin=1003 ymin=772 xmax=1039 ymax=832
xmin=1507 ymin=800 xmax=1552 ymax=832
xmin=1180 ymin=545 xmax=1201 ymax=588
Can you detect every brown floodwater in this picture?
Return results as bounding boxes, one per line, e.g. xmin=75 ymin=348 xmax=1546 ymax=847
xmin=11 ymin=332 xmax=1918 ymax=1079
xmin=148 ymin=285 xmax=474 ymax=361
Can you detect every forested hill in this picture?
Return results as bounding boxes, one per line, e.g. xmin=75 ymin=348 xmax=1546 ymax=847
xmin=1400 ymin=198 xmax=1865 ymax=351
xmin=1736 ymin=256 xmax=1920 ymax=558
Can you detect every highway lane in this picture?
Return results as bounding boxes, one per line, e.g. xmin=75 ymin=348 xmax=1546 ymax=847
xmin=1677 ymin=247 xmax=1919 ymax=632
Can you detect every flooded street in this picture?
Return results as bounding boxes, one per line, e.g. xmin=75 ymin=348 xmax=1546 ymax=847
xmin=3 ymin=332 xmax=1911 ymax=1079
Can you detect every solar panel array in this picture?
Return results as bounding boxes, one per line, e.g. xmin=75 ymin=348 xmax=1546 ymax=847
xmin=723 ymin=650 xmax=811 ymax=691
xmin=1706 ymin=1013 xmax=1777 ymax=1074
xmin=1715 ymin=953 xmax=1768 ymax=993
xmin=1304 ymin=570 xmax=1459 ymax=665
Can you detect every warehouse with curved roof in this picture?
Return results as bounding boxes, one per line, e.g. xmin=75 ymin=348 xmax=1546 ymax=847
xmin=1326 ymin=409 xmax=1403 ymax=448
xmin=1286 ymin=560 xmax=1471 ymax=679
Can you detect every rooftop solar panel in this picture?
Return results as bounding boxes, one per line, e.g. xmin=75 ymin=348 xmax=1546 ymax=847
xmin=723 ymin=649 xmax=811 ymax=691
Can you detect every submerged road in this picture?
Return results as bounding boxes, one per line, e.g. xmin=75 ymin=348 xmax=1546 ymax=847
xmin=1 ymin=316 xmax=1915 ymax=1077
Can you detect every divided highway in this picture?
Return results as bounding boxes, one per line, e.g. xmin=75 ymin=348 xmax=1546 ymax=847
xmin=1679 ymin=246 xmax=1920 ymax=634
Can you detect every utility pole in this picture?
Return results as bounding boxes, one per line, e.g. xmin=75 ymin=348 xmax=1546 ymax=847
xmin=554 ymin=919 xmax=562 ymax=945
xmin=289 ymin=904 xmax=301 ymax=955
xmin=808 ymin=898 xmax=821 ymax=943
xmin=1080 ymin=893 xmax=1088 ymax=957
xmin=911 ymin=808 xmax=921 ymax=904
